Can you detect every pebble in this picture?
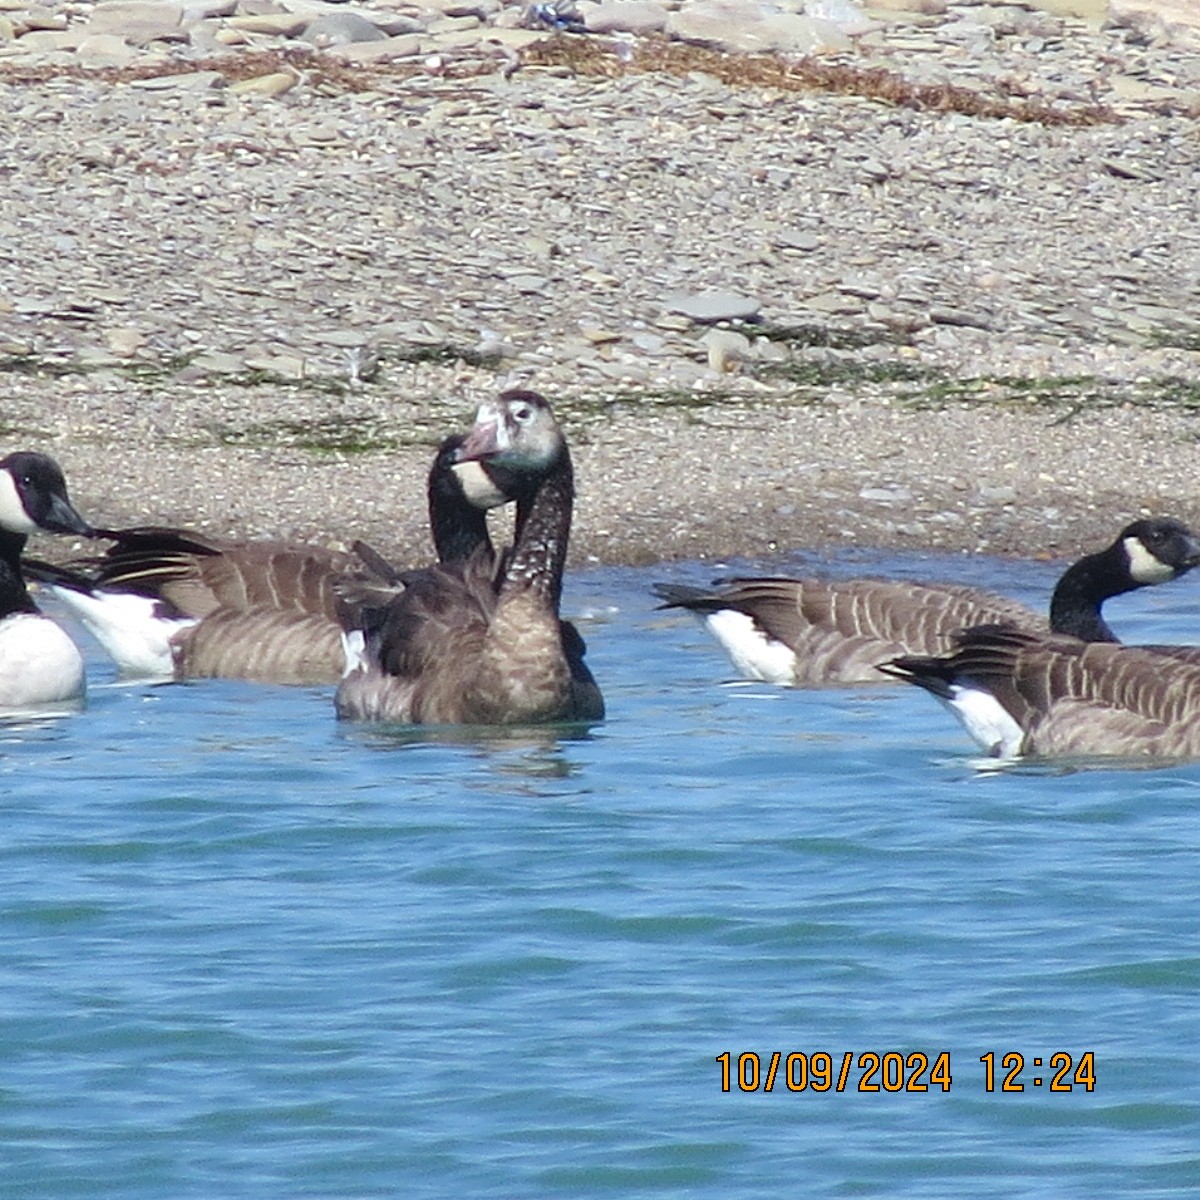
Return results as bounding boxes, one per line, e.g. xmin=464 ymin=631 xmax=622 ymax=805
xmin=666 ymin=292 xmax=763 ymax=323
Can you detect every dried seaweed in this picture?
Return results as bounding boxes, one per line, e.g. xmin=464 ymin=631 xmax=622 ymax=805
xmin=0 ymin=35 xmax=1123 ymax=126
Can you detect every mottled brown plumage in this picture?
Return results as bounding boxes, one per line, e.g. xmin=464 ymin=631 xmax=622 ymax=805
xmin=335 ymin=391 xmax=604 ymax=726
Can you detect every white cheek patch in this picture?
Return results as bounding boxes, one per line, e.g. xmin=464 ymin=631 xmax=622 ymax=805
xmin=940 ymin=684 xmax=1026 ymax=758
xmin=0 ymin=472 xmax=39 ymax=535
xmin=703 ymin=609 xmax=796 ymax=685
xmin=452 ymin=461 xmax=509 ymax=510
xmin=1125 ymin=536 xmax=1178 ymax=584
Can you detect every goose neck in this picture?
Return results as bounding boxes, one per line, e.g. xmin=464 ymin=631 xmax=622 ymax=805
xmin=1048 ymin=550 xmax=1126 ymax=643
xmin=0 ymin=529 xmax=37 ymax=617
xmin=504 ymin=453 xmax=573 ymax=607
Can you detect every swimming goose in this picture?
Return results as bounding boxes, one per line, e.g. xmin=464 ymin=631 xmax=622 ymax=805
xmin=0 ymin=452 xmax=94 ymax=712
xmin=335 ymin=389 xmax=604 ymax=725
xmin=881 ymin=625 xmax=1200 ymax=760
xmin=653 ymin=518 xmax=1200 ymax=685
xmin=28 ymin=437 xmax=507 ymax=685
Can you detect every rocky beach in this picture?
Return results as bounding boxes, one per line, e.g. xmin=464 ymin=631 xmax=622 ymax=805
xmin=1 ymin=0 xmax=1199 ymax=568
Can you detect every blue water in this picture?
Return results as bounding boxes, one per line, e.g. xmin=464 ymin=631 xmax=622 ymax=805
xmin=4 ymin=549 xmax=1200 ymax=1198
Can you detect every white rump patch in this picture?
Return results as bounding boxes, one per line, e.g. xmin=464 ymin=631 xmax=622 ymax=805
xmin=938 ymin=684 xmax=1025 ymax=759
xmin=340 ymin=629 xmax=366 ymax=677
xmin=703 ymin=609 xmax=796 ymax=685
xmin=0 ymin=471 xmax=39 ymax=535
xmin=48 ymin=586 xmax=191 ymax=679
xmin=1125 ymin=535 xmax=1178 ymax=585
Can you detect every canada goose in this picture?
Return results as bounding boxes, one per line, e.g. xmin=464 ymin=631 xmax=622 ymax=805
xmin=28 ymin=436 xmax=507 ymax=685
xmin=335 ymin=389 xmax=604 ymax=726
xmin=880 ymin=625 xmax=1200 ymax=760
xmin=0 ymin=452 xmax=94 ymax=712
xmin=653 ymin=518 xmax=1200 ymax=685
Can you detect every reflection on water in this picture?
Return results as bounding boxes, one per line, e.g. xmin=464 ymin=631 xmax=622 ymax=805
xmin=4 ymin=550 xmax=1200 ymax=1199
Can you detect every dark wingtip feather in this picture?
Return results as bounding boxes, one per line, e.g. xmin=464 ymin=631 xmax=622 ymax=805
xmin=877 ymin=653 xmax=960 ymax=700
xmin=651 ymin=582 xmax=720 ymax=611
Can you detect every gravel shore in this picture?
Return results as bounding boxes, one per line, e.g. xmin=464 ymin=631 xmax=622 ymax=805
xmin=3 ymin=0 xmax=1199 ymax=569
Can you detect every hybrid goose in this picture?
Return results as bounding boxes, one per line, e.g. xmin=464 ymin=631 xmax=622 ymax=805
xmin=653 ymin=517 xmax=1200 ymax=685
xmin=881 ymin=625 xmax=1200 ymax=760
xmin=335 ymin=389 xmax=603 ymax=726
xmin=28 ymin=436 xmax=507 ymax=685
xmin=0 ymin=452 xmax=94 ymax=712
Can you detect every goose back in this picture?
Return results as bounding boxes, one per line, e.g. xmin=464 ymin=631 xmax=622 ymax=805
xmin=47 ymin=435 xmax=508 ymax=684
xmin=883 ymin=625 xmax=1200 ymax=759
xmin=654 ymin=518 xmax=1200 ymax=686
xmin=655 ymin=576 xmax=1042 ymax=684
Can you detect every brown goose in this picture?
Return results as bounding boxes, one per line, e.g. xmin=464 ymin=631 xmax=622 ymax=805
xmin=653 ymin=518 xmax=1200 ymax=685
xmin=335 ymin=389 xmax=604 ymax=726
xmin=881 ymin=625 xmax=1200 ymax=760
xmin=27 ymin=437 xmax=507 ymax=685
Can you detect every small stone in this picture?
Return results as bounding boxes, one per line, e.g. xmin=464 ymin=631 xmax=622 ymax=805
xmin=580 ymin=0 xmax=668 ymax=34
xmin=83 ymin=1 xmax=186 ymax=44
xmin=301 ymin=13 xmax=388 ymax=46
xmin=976 ymin=486 xmax=1018 ymax=505
xmin=774 ymin=229 xmax=821 ymax=252
xmin=930 ymin=307 xmax=994 ymax=330
xmin=859 ymin=485 xmax=914 ymax=503
xmin=323 ymin=34 xmax=422 ymax=61
xmin=75 ymin=33 xmax=137 ymax=65
xmin=226 ymin=12 xmax=309 ymax=36
xmin=128 ymin=70 xmax=224 ymax=90
xmin=227 ymin=72 xmax=300 ymax=96
xmin=703 ymin=328 xmax=751 ymax=372
xmin=666 ymin=291 xmax=761 ymax=323
xmin=104 ymin=327 xmax=146 ymax=356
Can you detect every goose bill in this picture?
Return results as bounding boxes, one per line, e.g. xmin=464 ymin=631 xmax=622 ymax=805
xmin=454 ymin=403 xmax=506 ymax=464
xmin=40 ymin=491 xmax=94 ymax=537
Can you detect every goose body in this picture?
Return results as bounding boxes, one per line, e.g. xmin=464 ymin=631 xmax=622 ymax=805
xmin=33 ymin=439 xmax=505 ymax=685
xmin=0 ymin=452 xmax=94 ymax=713
xmin=882 ymin=625 xmax=1200 ymax=760
xmin=654 ymin=518 xmax=1200 ymax=686
xmin=336 ymin=390 xmax=603 ymax=726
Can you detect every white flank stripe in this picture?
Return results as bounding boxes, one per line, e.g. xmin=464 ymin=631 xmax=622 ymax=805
xmin=703 ymin=609 xmax=796 ymax=685
xmin=940 ymin=684 xmax=1026 ymax=759
xmin=48 ymin=587 xmax=192 ymax=679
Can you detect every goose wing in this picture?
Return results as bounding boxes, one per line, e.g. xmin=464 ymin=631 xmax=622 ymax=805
xmin=91 ymin=527 xmax=354 ymax=621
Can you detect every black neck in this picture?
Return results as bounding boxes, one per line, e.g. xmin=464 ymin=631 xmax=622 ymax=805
xmin=1048 ymin=543 xmax=1136 ymax=643
xmin=428 ymin=468 xmax=494 ymax=566
xmin=504 ymin=452 xmax=573 ymax=609
xmin=0 ymin=530 xmax=38 ymax=617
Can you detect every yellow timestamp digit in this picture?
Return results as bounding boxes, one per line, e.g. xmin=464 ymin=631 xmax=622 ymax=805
xmin=980 ymin=1052 xmax=1025 ymax=1092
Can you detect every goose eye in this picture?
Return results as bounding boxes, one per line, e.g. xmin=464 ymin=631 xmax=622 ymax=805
xmin=513 ymin=405 xmax=533 ymax=422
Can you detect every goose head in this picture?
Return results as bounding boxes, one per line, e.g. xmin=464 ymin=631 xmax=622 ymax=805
xmin=0 ymin=452 xmax=93 ymax=538
xmin=1118 ymin=517 xmax=1200 ymax=585
xmin=453 ymin=390 xmax=566 ymax=490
